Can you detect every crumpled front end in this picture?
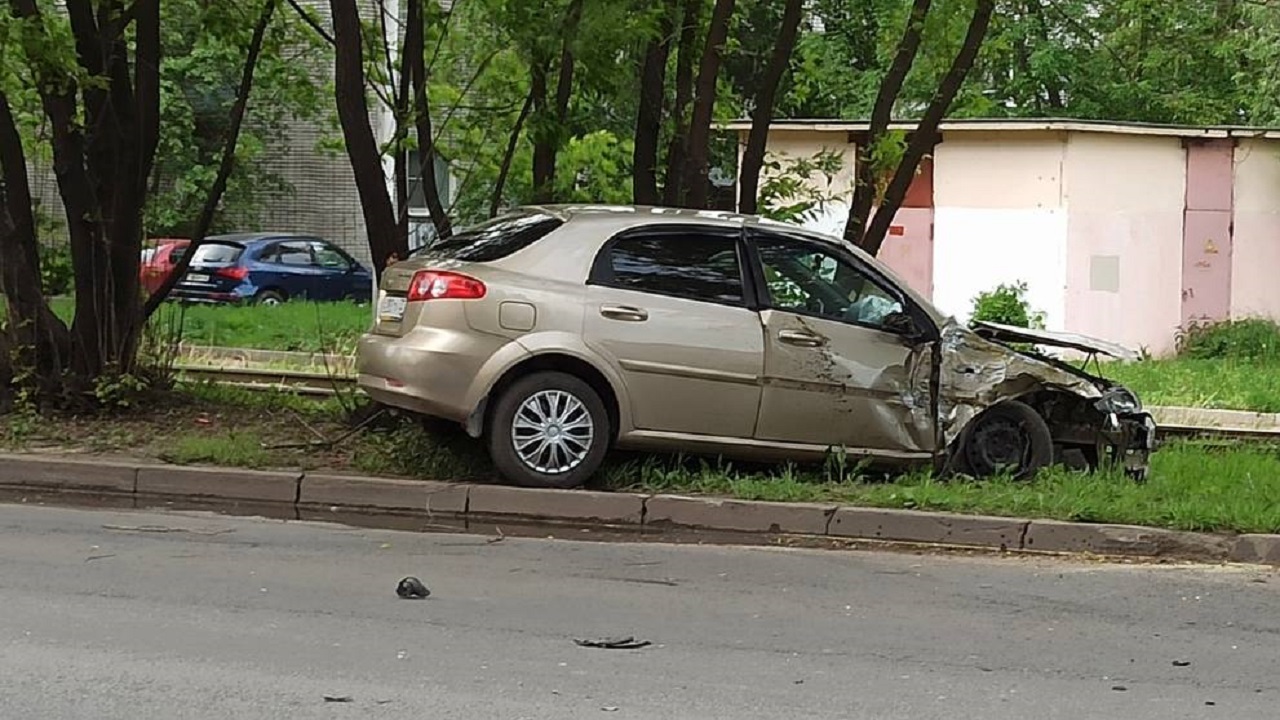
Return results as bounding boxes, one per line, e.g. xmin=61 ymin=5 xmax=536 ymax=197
xmin=937 ymin=321 xmax=1156 ymax=478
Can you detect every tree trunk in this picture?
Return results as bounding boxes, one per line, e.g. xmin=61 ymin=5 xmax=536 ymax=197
xmin=530 ymin=0 xmax=584 ymax=203
xmin=491 ymin=89 xmax=535 ymax=217
xmin=406 ymin=0 xmax=453 ymax=240
xmin=737 ymin=0 xmax=804 ymax=215
xmin=393 ymin=0 xmax=414 ymax=244
xmin=859 ymin=0 xmax=995 ymax=258
xmin=529 ymin=59 xmax=553 ymax=202
xmin=0 ymin=90 xmax=71 ymax=384
xmin=143 ymin=0 xmax=278 ymax=317
xmin=9 ymin=0 xmax=162 ymax=384
xmin=633 ymin=0 xmax=677 ymax=205
xmin=844 ymin=0 xmax=932 ymax=247
xmin=681 ymin=0 xmax=736 ymax=210
xmin=661 ymin=0 xmax=702 ymax=206
xmin=331 ymin=0 xmax=403 ymax=275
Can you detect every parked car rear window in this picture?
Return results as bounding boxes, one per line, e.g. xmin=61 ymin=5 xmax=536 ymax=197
xmin=189 ymin=243 xmax=243 ymax=264
xmin=418 ymin=211 xmax=563 ymax=262
xmin=603 ymin=232 xmax=744 ymax=305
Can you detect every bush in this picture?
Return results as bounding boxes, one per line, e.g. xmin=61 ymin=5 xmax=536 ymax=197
xmin=1176 ymin=318 xmax=1280 ymax=362
xmin=970 ymin=281 xmax=1045 ymax=329
xmin=40 ymin=244 xmax=74 ymax=297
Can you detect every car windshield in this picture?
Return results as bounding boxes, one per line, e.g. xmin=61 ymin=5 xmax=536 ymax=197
xmin=189 ymin=243 xmax=243 ymax=265
xmin=413 ymin=211 xmax=563 ymax=262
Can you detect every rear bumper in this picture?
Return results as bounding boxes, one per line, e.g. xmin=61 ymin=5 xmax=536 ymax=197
xmin=356 ymin=328 xmax=514 ymax=423
xmin=170 ymin=287 xmax=248 ymax=304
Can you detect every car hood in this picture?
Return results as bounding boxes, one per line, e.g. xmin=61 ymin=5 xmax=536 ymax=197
xmin=969 ymin=321 xmax=1141 ymax=362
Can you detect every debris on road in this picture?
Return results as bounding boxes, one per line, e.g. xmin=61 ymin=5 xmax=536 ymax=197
xmin=1111 ymin=685 xmax=1128 ymax=692
xmin=1173 ymin=660 xmax=1191 ymax=667
xmin=396 ymin=576 xmax=430 ymax=599
xmin=574 ymin=636 xmax=651 ymax=650
xmin=323 ymin=695 xmax=353 ymax=703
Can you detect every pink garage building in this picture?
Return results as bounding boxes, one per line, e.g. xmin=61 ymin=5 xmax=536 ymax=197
xmin=728 ymin=119 xmax=1280 ymax=357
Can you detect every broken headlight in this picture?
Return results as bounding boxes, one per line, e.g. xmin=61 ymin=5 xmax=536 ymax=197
xmin=1096 ymin=387 xmax=1142 ymax=414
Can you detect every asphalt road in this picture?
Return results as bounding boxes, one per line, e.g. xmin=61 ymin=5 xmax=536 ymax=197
xmin=0 ymin=502 xmax=1277 ymax=719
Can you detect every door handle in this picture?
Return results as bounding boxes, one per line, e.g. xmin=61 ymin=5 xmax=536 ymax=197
xmin=600 ymin=304 xmax=649 ymax=322
xmin=778 ymin=329 xmax=826 ymax=347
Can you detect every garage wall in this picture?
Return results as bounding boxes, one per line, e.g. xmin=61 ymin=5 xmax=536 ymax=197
xmin=1062 ymin=133 xmax=1186 ymax=356
xmin=932 ymin=131 xmax=1069 ymax=328
xmin=1231 ymin=139 xmax=1280 ymax=320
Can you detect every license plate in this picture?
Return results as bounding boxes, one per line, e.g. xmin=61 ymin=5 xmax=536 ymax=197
xmin=379 ymin=294 xmax=407 ymax=321
xmin=186 ymin=273 xmax=210 ymax=283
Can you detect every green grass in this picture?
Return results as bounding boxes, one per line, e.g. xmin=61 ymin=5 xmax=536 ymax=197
xmin=41 ymin=296 xmax=370 ymax=354
xmin=591 ymin=441 xmax=1280 ymax=534
xmin=1104 ymin=359 xmax=1280 ymax=413
xmin=160 ymin=432 xmax=272 ymax=469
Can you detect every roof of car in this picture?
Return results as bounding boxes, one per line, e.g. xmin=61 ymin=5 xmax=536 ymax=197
xmin=525 ymin=204 xmax=796 ymax=229
xmin=519 ymin=203 xmax=849 ymax=248
xmin=205 ymin=232 xmax=322 ymax=245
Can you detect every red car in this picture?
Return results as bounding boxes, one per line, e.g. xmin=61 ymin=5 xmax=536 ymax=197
xmin=140 ymin=238 xmax=190 ymax=296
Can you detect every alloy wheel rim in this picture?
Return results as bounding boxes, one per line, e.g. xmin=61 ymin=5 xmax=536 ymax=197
xmin=511 ymin=390 xmax=595 ymax=475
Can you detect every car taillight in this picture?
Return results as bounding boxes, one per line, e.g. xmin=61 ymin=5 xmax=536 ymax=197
xmin=215 ymin=266 xmax=249 ymax=281
xmin=406 ymin=270 xmax=486 ymax=301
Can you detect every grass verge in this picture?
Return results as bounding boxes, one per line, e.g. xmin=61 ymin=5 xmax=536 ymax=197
xmin=43 ymin=296 xmax=370 ymax=354
xmin=1104 ymin=359 xmax=1280 ymax=414
xmin=4 ymin=386 xmax=1280 ymax=535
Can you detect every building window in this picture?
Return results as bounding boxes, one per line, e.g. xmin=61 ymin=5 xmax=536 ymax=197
xmin=405 ymin=149 xmax=451 ymax=212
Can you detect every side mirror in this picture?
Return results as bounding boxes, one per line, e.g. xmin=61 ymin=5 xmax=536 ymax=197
xmin=882 ymin=311 xmax=920 ymax=339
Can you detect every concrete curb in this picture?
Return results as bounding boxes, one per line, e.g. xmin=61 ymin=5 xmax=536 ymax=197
xmin=1 ymin=453 xmax=1276 ymax=566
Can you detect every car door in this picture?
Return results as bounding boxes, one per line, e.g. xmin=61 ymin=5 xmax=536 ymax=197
xmin=747 ymin=229 xmax=936 ymax=456
xmin=258 ymin=240 xmax=322 ymax=300
xmin=310 ymin=240 xmax=368 ymax=301
xmin=583 ymin=225 xmax=764 ymax=438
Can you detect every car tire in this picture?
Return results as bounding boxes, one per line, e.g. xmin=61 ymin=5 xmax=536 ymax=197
xmin=256 ymin=289 xmax=287 ymax=306
xmin=959 ymin=400 xmax=1054 ymax=480
xmin=487 ymin=371 xmax=610 ymax=489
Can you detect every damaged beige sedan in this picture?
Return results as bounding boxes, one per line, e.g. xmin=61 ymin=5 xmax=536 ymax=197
xmin=358 ymin=205 xmax=1157 ymax=488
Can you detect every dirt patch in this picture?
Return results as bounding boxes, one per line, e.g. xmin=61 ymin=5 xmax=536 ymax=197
xmin=3 ymin=394 xmax=364 ymax=474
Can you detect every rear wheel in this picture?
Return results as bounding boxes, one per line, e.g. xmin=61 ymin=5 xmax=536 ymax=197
xmin=959 ymin=400 xmax=1054 ymax=480
xmin=256 ymin=289 xmax=287 ymax=306
xmin=487 ymin=371 xmax=609 ymax=489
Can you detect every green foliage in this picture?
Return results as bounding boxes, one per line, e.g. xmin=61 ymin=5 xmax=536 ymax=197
xmin=969 ymin=281 xmax=1044 ymax=329
xmin=1176 ymin=318 xmax=1280 ymax=362
xmin=756 ymin=148 xmax=845 ymax=223
xmin=93 ymin=372 xmax=151 ymax=411
xmin=145 ymin=0 xmax=324 ymax=236
xmin=38 ymin=244 xmax=73 ymax=296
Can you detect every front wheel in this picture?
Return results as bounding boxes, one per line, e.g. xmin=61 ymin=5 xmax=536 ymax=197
xmin=958 ymin=400 xmax=1054 ymax=480
xmin=487 ymin=372 xmax=610 ymax=489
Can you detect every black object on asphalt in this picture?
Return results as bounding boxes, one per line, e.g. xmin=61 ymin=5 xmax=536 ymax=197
xmin=323 ymin=696 xmax=354 ymax=703
xmin=574 ymin=636 xmax=651 ymax=650
xmin=396 ymin=576 xmax=430 ymax=599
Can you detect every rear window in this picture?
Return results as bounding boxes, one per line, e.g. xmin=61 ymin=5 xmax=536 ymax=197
xmin=415 ymin=211 xmax=563 ymax=262
xmin=189 ymin=243 xmax=243 ymax=264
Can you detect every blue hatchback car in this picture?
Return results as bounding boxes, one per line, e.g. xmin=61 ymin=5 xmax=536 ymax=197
xmin=171 ymin=233 xmax=374 ymax=305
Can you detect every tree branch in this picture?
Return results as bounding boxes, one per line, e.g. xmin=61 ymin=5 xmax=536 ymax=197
xmin=860 ymin=0 xmax=995 ymax=257
xmin=143 ymin=0 xmax=279 ymax=318
xmin=285 ymin=0 xmax=335 ymax=45
xmin=844 ymin=0 xmax=932 ymax=246
xmin=490 ymin=88 xmax=534 ymax=217
xmin=737 ymin=0 xmax=804 ymax=215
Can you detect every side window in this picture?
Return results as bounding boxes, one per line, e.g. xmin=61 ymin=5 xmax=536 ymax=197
xmin=755 ymin=236 xmax=904 ymax=330
xmin=262 ymin=241 xmax=315 ymax=266
xmin=312 ymin=242 xmax=352 ymax=270
xmin=601 ymin=232 xmax=745 ymax=306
